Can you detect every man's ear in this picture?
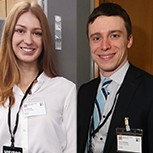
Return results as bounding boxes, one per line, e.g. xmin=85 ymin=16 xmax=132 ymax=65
xmin=127 ymin=34 xmax=133 ymax=49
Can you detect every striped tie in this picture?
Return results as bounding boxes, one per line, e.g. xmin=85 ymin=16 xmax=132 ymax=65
xmin=87 ymin=78 xmax=112 ymax=153
xmin=93 ymin=78 xmax=112 ymax=130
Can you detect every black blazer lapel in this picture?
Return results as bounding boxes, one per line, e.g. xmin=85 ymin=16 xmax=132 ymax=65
xmin=77 ymin=77 xmax=100 ymax=153
xmin=104 ymin=65 xmax=144 ymax=153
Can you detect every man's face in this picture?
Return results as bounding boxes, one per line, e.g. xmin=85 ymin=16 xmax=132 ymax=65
xmin=88 ymin=16 xmax=133 ymax=77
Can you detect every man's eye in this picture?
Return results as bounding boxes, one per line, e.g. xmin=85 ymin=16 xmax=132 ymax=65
xmin=111 ymin=34 xmax=120 ymax=39
xmin=94 ymin=37 xmax=100 ymax=41
xmin=91 ymin=36 xmax=101 ymax=41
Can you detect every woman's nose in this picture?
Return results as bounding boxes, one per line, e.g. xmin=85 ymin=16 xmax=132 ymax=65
xmin=23 ymin=32 xmax=33 ymax=45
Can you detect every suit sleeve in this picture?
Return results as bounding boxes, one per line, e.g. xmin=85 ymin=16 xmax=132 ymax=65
xmin=148 ymin=101 xmax=153 ymax=153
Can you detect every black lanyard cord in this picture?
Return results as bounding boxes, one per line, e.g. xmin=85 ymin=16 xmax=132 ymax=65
xmin=8 ymin=71 xmax=42 ymax=148
xmin=87 ymin=89 xmax=120 ymax=152
xmin=91 ymin=91 xmax=119 ymax=137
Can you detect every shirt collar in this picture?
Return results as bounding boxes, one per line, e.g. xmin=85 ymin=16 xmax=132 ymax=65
xmin=100 ymin=61 xmax=129 ymax=85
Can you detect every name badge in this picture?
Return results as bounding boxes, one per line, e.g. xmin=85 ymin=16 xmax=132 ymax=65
xmin=116 ymin=128 xmax=143 ymax=153
xmin=23 ymin=99 xmax=46 ymax=117
xmin=3 ymin=146 xmax=23 ymax=153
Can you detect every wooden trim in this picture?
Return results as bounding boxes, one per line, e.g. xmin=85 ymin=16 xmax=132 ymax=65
xmin=94 ymin=0 xmax=100 ymax=7
xmin=94 ymin=63 xmax=100 ymax=78
xmin=93 ymin=0 xmax=101 ymax=78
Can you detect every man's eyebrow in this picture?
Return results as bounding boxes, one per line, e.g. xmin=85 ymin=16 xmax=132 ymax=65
xmin=89 ymin=29 xmax=123 ymax=38
xmin=89 ymin=32 xmax=101 ymax=38
xmin=109 ymin=30 xmax=123 ymax=33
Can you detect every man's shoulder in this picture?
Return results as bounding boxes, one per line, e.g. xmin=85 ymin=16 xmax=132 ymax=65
xmin=129 ymin=64 xmax=153 ymax=79
xmin=79 ymin=77 xmax=100 ymax=89
xmin=126 ymin=64 xmax=153 ymax=90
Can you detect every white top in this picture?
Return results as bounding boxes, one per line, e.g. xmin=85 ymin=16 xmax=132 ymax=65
xmin=0 ymin=72 xmax=76 ymax=153
xmin=92 ymin=61 xmax=129 ymax=153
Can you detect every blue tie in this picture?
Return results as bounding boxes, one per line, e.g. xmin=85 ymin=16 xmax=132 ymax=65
xmin=93 ymin=78 xmax=112 ymax=130
xmin=87 ymin=78 xmax=112 ymax=153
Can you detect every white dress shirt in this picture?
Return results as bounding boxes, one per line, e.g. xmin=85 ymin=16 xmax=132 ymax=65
xmin=0 ymin=72 xmax=76 ymax=153
xmin=92 ymin=61 xmax=129 ymax=153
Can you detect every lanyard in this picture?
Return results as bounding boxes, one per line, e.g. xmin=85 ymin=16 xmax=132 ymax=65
xmin=88 ymin=91 xmax=119 ymax=152
xmin=8 ymin=72 xmax=41 ymax=148
xmin=90 ymin=90 xmax=120 ymax=138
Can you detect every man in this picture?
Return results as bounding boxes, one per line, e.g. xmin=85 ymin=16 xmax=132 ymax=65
xmin=77 ymin=2 xmax=153 ymax=153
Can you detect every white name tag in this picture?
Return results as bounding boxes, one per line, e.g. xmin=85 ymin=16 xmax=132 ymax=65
xmin=117 ymin=134 xmax=142 ymax=153
xmin=23 ymin=100 xmax=46 ymax=117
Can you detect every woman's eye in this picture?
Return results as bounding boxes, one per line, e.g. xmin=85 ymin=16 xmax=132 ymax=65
xmin=33 ymin=31 xmax=42 ymax=37
xmin=15 ymin=29 xmax=25 ymax=34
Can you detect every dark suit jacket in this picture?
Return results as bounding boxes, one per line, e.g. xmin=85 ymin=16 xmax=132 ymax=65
xmin=77 ymin=64 xmax=153 ymax=153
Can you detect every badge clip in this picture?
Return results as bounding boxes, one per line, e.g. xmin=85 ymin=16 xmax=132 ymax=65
xmin=124 ymin=117 xmax=130 ymax=131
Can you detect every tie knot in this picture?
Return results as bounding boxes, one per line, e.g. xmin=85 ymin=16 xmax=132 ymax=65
xmin=102 ymin=78 xmax=112 ymax=99
xmin=102 ymin=78 xmax=112 ymax=88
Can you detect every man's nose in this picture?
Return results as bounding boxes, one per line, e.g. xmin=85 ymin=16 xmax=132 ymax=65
xmin=100 ymin=38 xmax=111 ymax=51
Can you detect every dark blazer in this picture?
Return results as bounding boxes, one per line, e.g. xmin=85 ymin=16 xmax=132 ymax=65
xmin=77 ymin=64 xmax=153 ymax=153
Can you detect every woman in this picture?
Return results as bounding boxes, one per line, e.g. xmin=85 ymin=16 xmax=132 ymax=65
xmin=0 ymin=1 xmax=76 ymax=153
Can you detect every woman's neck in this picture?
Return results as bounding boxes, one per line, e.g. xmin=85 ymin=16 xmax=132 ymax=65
xmin=18 ymin=68 xmax=39 ymax=93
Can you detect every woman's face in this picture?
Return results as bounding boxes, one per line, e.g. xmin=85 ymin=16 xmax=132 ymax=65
xmin=12 ymin=11 xmax=43 ymax=65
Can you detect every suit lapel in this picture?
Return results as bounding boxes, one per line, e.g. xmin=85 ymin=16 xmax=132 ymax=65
xmin=85 ymin=77 xmax=100 ymax=132
xmin=77 ymin=77 xmax=100 ymax=153
xmin=104 ymin=65 xmax=144 ymax=153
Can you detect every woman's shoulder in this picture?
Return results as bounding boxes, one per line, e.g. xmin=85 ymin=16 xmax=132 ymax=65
xmin=54 ymin=76 xmax=76 ymax=86
xmin=42 ymin=73 xmax=76 ymax=88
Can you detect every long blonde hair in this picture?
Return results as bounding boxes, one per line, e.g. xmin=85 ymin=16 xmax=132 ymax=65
xmin=0 ymin=1 xmax=58 ymax=106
